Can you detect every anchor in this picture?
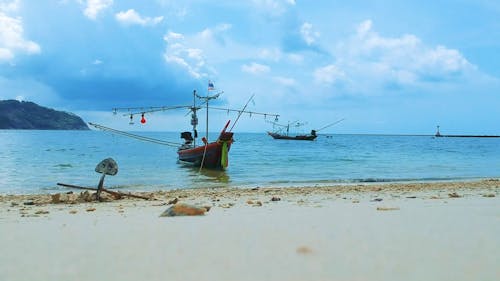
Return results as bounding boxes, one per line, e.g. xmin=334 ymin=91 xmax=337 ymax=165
xmin=95 ymin=158 xmax=118 ymax=200
xmin=57 ymin=158 xmax=150 ymax=201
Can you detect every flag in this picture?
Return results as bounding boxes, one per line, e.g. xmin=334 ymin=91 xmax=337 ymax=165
xmin=208 ymin=80 xmax=215 ymax=91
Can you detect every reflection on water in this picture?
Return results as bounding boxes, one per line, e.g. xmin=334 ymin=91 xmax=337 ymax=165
xmin=180 ymin=164 xmax=231 ymax=188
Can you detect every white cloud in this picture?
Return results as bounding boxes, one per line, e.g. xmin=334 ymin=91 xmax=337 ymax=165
xmin=0 ymin=9 xmax=41 ymax=62
xmin=0 ymin=0 xmax=19 ymax=13
xmin=115 ymin=9 xmax=163 ymax=26
xmin=314 ymin=64 xmax=345 ymax=84
xmin=163 ymin=30 xmax=209 ymax=78
xmin=273 ymin=76 xmax=296 ymax=86
xmin=258 ymin=48 xmax=282 ymax=61
xmin=252 ymin=0 xmax=295 ymax=16
xmin=162 ymin=24 xmax=236 ymax=78
xmin=241 ymin=62 xmax=270 ymax=75
xmin=83 ymin=0 xmax=113 ymax=20
xmin=300 ymin=22 xmax=319 ymax=45
xmin=315 ymin=19 xmax=475 ymax=90
xmin=163 ymin=31 xmax=184 ymax=42
xmin=199 ymin=23 xmax=231 ymax=40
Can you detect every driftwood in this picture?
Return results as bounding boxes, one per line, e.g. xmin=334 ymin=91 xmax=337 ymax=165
xmin=56 ymin=183 xmax=151 ymax=200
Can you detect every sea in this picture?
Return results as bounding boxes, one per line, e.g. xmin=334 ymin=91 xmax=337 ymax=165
xmin=1 ymin=130 xmax=499 ymax=195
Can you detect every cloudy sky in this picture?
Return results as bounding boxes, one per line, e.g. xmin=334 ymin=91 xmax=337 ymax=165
xmin=1 ymin=0 xmax=499 ymax=134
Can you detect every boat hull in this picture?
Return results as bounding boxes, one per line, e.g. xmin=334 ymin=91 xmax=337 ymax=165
xmin=177 ymin=132 xmax=233 ymax=169
xmin=267 ymin=132 xmax=317 ymax=141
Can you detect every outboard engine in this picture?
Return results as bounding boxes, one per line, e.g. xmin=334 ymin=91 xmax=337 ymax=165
xmin=181 ymin=131 xmax=194 ymax=143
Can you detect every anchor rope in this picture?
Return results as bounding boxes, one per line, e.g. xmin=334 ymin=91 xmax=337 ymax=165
xmin=199 ymin=141 xmax=209 ymax=172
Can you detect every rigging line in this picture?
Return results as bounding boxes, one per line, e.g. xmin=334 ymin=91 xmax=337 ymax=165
xmin=229 ymin=94 xmax=255 ymax=132
xmin=209 ymin=106 xmax=279 ymax=118
xmin=88 ymin=122 xmax=182 ymax=147
xmin=315 ymin=118 xmax=346 ymax=132
xmin=120 ymin=105 xmax=193 ymax=116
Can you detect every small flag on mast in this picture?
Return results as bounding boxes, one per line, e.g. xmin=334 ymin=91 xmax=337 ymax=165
xmin=208 ymin=80 xmax=215 ymax=91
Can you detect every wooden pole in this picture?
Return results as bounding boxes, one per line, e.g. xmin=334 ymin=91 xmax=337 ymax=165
xmin=56 ymin=183 xmax=151 ymax=200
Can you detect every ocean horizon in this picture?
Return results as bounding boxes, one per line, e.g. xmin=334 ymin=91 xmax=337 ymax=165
xmin=1 ymin=129 xmax=499 ymax=195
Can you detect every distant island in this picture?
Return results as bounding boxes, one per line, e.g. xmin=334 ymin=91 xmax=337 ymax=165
xmin=0 ymin=100 xmax=89 ymax=130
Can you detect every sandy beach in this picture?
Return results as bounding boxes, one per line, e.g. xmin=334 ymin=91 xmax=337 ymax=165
xmin=1 ymin=179 xmax=499 ymax=281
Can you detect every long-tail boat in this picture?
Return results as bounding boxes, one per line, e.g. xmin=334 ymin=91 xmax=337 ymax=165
xmin=267 ymin=118 xmax=344 ymax=141
xmin=90 ymin=81 xmax=279 ymax=170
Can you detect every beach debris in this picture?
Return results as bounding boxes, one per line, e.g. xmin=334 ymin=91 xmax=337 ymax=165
xmin=352 ymin=200 xmax=360 ymax=203
xmin=219 ymin=203 xmax=235 ymax=209
xmin=296 ymin=246 xmax=313 ymax=255
xmin=167 ymin=198 xmax=179 ymax=205
xmin=406 ymin=196 xmax=417 ymax=199
xmin=448 ymin=192 xmax=461 ymax=198
xmin=271 ymin=196 xmax=281 ymax=201
xmin=34 ymin=210 xmax=49 ymax=215
xmin=86 ymin=208 xmax=96 ymax=212
xmin=376 ymin=207 xmax=400 ymax=211
xmin=51 ymin=193 xmax=61 ymax=203
xmin=482 ymin=194 xmax=495 ymax=198
xmin=246 ymin=200 xmax=262 ymax=207
xmin=69 ymin=210 xmax=78 ymax=214
xmin=57 ymin=158 xmax=151 ymax=201
xmin=159 ymin=203 xmax=209 ymax=217
xmin=251 ymin=187 xmax=260 ymax=191
xmin=370 ymin=198 xmax=383 ymax=202
xmin=23 ymin=201 xmax=35 ymax=205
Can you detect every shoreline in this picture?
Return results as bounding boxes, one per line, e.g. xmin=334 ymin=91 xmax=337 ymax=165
xmin=1 ymin=178 xmax=499 ymax=281
xmin=1 ymin=178 xmax=498 ymax=206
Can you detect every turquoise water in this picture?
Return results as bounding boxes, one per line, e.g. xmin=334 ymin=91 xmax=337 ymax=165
xmin=0 ymin=130 xmax=499 ymax=194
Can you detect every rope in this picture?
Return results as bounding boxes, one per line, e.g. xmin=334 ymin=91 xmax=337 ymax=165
xmin=199 ymin=141 xmax=209 ymax=172
xmin=88 ymin=122 xmax=182 ymax=147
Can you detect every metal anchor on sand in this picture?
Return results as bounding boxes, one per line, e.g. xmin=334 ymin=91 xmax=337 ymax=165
xmin=95 ymin=158 xmax=118 ymax=200
xmin=57 ymin=158 xmax=150 ymax=201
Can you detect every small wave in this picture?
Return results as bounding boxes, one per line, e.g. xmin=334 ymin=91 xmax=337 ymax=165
xmin=54 ymin=163 xmax=73 ymax=168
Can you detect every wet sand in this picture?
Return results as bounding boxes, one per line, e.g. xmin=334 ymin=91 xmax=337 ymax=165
xmin=0 ymin=179 xmax=499 ymax=281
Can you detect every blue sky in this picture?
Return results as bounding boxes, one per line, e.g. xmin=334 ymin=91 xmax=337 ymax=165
xmin=1 ymin=0 xmax=499 ymax=134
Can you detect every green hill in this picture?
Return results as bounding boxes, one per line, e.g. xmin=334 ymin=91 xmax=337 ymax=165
xmin=0 ymin=100 xmax=89 ymax=130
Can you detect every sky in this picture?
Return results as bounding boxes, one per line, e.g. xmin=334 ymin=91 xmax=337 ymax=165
xmin=1 ymin=0 xmax=499 ymax=135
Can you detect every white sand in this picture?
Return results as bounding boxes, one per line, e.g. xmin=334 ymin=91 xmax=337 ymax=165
xmin=0 ymin=180 xmax=499 ymax=281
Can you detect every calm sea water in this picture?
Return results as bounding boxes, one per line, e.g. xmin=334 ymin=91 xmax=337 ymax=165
xmin=0 ymin=130 xmax=499 ymax=194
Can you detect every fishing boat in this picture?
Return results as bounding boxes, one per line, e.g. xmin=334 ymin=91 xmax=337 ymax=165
xmin=177 ymin=119 xmax=233 ymax=169
xmin=267 ymin=118 xmax=344 ymax=141
xmin=267 ymin=130 xmax=317 ymax=140
xmin=90 ymin=81 xmax=279 ymax=170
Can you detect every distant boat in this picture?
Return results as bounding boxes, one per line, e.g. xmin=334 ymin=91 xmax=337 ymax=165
xmin=267 ymin=130 xmax=317 ymax=141
xmin=267 ymin=118 xmax=344 ymax=141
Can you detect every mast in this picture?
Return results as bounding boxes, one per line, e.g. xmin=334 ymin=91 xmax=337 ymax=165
xmin=191 ymin=90 xmax=198 ymax=147
xmin=195 ymin=80 xmax=220 ymax=142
